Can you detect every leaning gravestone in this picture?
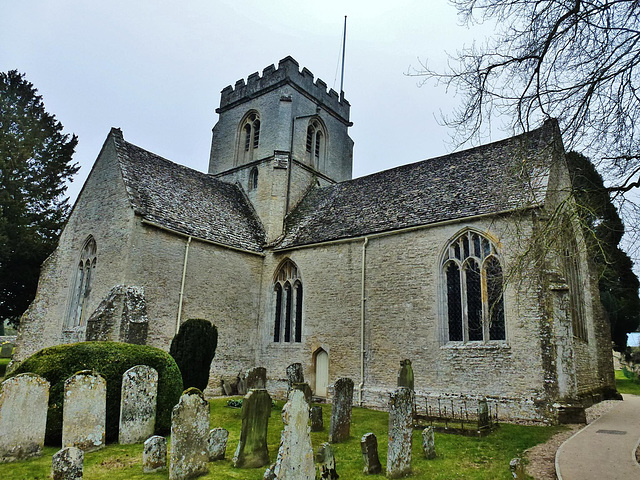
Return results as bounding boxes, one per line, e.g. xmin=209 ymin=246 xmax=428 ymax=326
xmin=310 ymin=405 xmax=324 ymax=431
xmin=361 ymin=432 xmax=382 ymax=474
xmin=52 ymin=446 xmax=83 ymax=480
xmin=328 ymin=377 xmax=354 ymax=443
xmin=387 ymin=387 xmax=415 ymax=478
xmin=422 ymin=426 xmax=436 ymax=459
xmin=119 ymin=365 xmax=158 ymax=444
xmin=143 ymin=435 xmax=167 ymax=473
xmin=62 ymin=371 xmax=106 ymax=452
xmin=270 ymin=389 xmax=315 ymax=479
xmin=397 ymin=359 xmax=414 ymax=390
xmin=246 ymin=367 xmax=267 ymax=390
xmin=286 ymin=363 xmax=304 ymax=390
xmin=233 ymin=389 xmax=272 ymax=468
xmin=0 ymin=373 xmax=50 ymax=462
xmin=316 ymin=442 xmax=339 ymax=479
xmin=208 ymin=427 xmax=229 ymax=461
xmin=169 ymin=389 xmax=209 ymax=480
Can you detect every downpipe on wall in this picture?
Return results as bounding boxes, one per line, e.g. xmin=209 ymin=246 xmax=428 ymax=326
xmin=359 ymin=236 xmax=368 ymax=406
xmin=176 ymin=236 xmax=192 ymax=334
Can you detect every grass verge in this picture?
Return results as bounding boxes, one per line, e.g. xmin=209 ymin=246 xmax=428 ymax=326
xmin=0 ymin=397 xmax=563 ymax=480
xmin=615 ymin=369 xmax=640 ymax=395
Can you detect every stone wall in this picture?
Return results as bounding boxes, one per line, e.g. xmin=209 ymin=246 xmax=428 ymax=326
xmin=14 ymin=138 xmax=136 ymax=362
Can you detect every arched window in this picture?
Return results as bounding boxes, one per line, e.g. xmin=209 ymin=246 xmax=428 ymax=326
xmin=237 ymin=111 xmax=260 ymax=165
xmin=442 ymin=231 xmax=506 ymax=342
xmin=305 ymin=118 xmax=326 ymax=168
xmin=249 ymin=167 xmax=258 ymax=191
xmin=66 ymin=236 xmax=97 ymax=329
xmin=273 ymin=259 xmax=303 ymax=343
xmin=564 ymin=236 xmax=588 ymax=341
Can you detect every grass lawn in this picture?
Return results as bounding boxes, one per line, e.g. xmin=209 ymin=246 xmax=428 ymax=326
xmin=0 ymin=397 xmax=563 ymax=480
xmin=615 ymin=369 xmax=640 ymax=395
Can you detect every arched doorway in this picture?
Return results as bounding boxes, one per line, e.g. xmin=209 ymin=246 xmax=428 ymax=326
xmin=314 ymin=349 xmax=329 ymax=397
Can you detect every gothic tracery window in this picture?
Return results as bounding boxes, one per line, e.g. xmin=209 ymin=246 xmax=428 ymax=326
xmin=273 ymin=259 xmax=303 ymax=343
xmin=66 ymin=236 xmax=97 ymax=329
xmin=442 ymin=231 xmax=506 ymax=342
xmin=305 ymin=119 xmax=326 ymax=168
xmin=237 ymin=111 xmax=260 ymax=164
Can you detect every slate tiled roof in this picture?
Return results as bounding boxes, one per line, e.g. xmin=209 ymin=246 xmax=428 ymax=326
xmin=110 ymin=129 xmax=265 ymax=252
xmin=278 ymin=121 xmax=559 ymax=249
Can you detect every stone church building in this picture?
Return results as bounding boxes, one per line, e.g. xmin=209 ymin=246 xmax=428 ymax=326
xmin=15 ymin=57 xmax=616 ymax=422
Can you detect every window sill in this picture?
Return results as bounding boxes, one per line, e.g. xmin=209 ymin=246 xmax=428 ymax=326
xmin=441 ymin=341 xmax=510 ymax=350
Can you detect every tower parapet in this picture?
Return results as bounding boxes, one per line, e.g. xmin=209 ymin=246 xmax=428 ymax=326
xmin=218 ymin=56 xmax=351 ymax=123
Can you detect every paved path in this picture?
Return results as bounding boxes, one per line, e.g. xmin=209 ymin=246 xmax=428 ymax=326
xmin=556 ymin=394 xmax=640 ymax=480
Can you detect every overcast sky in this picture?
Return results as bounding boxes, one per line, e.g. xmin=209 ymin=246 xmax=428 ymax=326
xmin=0 ymin=0 xmax=498 ymax=202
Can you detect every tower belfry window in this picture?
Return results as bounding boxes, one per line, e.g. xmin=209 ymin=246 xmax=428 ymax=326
xmin=237 ymin=111 xmax=260 ymax=165
xmin=305 ymin=118 xmax=326 ymax=168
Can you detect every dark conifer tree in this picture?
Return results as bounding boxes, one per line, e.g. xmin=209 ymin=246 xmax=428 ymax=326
xmin=566 ymin=151 xmax=640 ymax=350
xmin=169 ymin=319 xmax=218 ymax=391
xmin=0 ymin=70 xmax=78 ymax=325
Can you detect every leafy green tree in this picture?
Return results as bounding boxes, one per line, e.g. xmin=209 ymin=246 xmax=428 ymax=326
xmin=566 ymin=151 xmax=640 ymax=350
xmin=0 ymin=70 xmax=78 ymax=326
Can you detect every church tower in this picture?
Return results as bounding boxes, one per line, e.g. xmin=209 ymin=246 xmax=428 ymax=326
xmin=208 ymin=57 xmax=354 ymax=242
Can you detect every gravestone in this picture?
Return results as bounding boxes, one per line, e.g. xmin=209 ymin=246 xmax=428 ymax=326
xmin=143 ymin=436 xmax=167 ymax=473
xmin=387 ymin=387 xmax=414 ymax=478
xmin=237 ymin=372 xmax=247 ymax=395
xmin=292 ymin=382 xmax=313 ymax=405
xmin=208 ymin=427 xmax=229 ymax=461
xmin=328 ymin=377 xmax=354 ymax=443
xmin=119 ymin=365 xmax=158 ymax=444
xmin=397 ymin=359 xmax=414 ymax=390
xmin=310 ymin=405 xmax=324 ymax=431
xmin=422 ymin=426 xmax=436 ymax=459
xmin=0 ymin=373 xmax=50 ymax=462
xmin=361 ymin=432 xmax=382 ymax=474
xmin=62 ymin=371 xmax=106 ymax=452
xmin=316 ymin=442 xmax=339 ymax=479
xmin=233 ymin=389 xmax=272 ymax=468
xmin=0 ymin=343 xmax=14 ymax=359
xmin=270 ymin=389 xmax=315 ymax=479
xmin=52 ymin=447 xmax=83 ymax=480
xmin=246 ymin=367 xmax=267 ymax=390
xmin=286 ymin=363 xmax=304 ymax=390
xmin=478 ymin=398 xmax=490 ymax=429
xmin=169 ymin=389 xmax=209 ymax=480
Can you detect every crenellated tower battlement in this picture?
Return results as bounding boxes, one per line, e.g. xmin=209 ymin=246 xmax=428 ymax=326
xmin=217 ymin=56 xmax=351 ymax=123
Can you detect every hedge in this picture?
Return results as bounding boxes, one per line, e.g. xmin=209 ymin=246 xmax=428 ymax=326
xmin=8 ymin=341 xmax=183 ymax=444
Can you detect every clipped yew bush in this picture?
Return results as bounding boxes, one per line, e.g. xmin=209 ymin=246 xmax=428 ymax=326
xmin=170 ymin=319 xmax=218 ymax=391
xmin=8 ymin=341 xmax=183 ymax=444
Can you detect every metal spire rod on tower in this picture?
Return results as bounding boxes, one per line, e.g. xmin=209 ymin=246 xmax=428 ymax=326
xmin=340 ymin=15 xmax=347 ymax=96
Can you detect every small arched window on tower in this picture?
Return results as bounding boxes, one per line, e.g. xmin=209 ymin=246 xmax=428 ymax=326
xmin=65 ymin=236 xmax=97 ymax=330
xmin=442 ymin=230 xmax=506 ymax=343
xmin=273 ymin=259 xmax=303 ymax=343
xmin=249 ymin=167 xmax=258 ymax=191
xmin=237 ymin=111 xmax=260 ymax=165
xmin=305 ymin=118 xmax=326 ymax=168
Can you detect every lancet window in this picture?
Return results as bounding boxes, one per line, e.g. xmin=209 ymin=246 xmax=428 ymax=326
xmin=237 ymin=111 xmax=260 ymax=164
xmin=305 ymin=119 xmax=326 ymax=167
xmin=65 ymin=236 xmax=97 ymax=329
xmin=273 ymin=259 xmax=303 ymax=343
